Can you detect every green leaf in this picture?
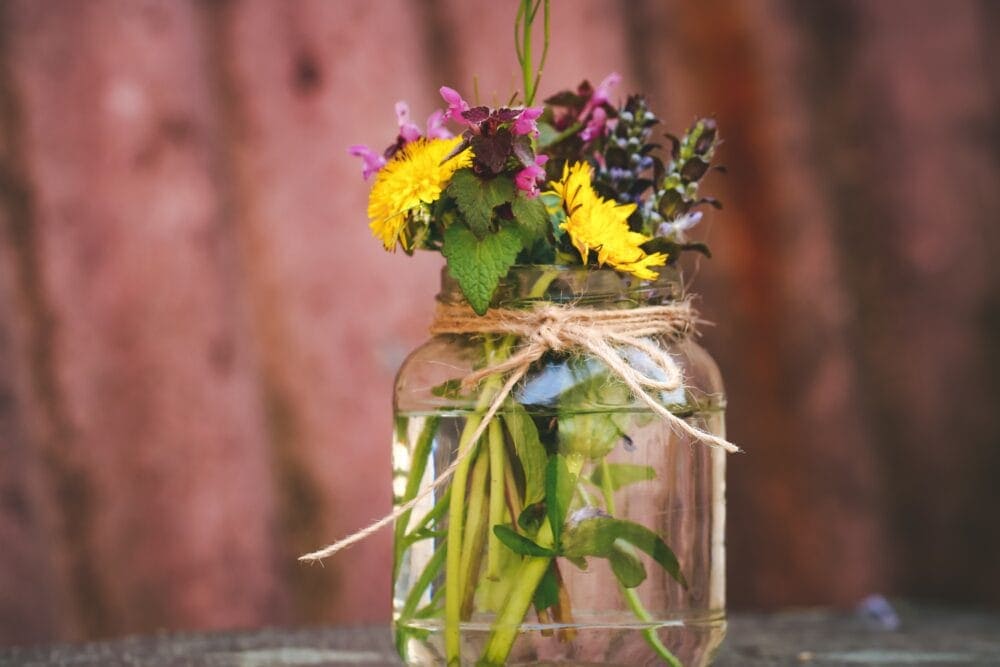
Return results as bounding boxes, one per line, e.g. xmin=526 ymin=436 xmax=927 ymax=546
xmin=612 ymin=520 xmax=687 ymax=588
xmin=430 ymin=378 xmax=463 ymax=399
xmin=517 ymin=502 xmax=545 ymax=532
xmin=503 ymin=404 xmax=548 ymax=506
xmin=539 ymin=192 xmax=566 ymax=239
xmin=545 ymin=454 xmax=577 ymax=547
xmin=608 ymin=545 xmax=647 ymax=588
xmin=532 ymin=562 xmax=560 ymax=611
xmin=562 ymin=517 xmax=686 ymax=588
xmin=558 ymin=410 xmax=623 ymax=460
xmin=589 ymin=463 xmax=657 ymax=492
xmin=537 ymin=120 xmax=560 ymax=148
xmin=442 ymin=224 xmax=523 ymax=315
xmin=492 ymin=524 xmax=555 ymax=557
xmin=445 ymin=168 xmax=515 ymax=238
xmin=510 ymin=194 xmax=550 ymax=246
xmin=556 ymin=362 xmax=634 ymax=460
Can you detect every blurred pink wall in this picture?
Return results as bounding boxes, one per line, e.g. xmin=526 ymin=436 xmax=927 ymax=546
xmin=1 ymin=0 xmax=998 ymax=646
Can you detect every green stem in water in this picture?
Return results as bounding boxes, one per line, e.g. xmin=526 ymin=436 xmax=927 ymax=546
xmin=598 ymin=457 xmax=682 ymax=667
xmin=486 ymin=419 xmax=507 ymax=579
xmin=444 ymin=415 xmax=481 ymax=664
xmin=479 ymin=520 xmax=555 ymax=666
xmin=445 ymin=336 xmax=510 ymax=664
xmin=394 ymin=415 xmax=441 ymax=579
xmin=403 ymin=486 xmax=451 ymax=546
xmin=399 ymin=540 xmax=448 ymax=621
xmin=459 ymin=449 xmax=491 ymax=618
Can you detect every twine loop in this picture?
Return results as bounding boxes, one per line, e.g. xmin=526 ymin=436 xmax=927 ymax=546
xmin=300 ymin=300 xmax=738 ymax=563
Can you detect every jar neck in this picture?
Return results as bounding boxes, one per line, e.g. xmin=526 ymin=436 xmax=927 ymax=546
xmin=437 ymin=265 xmax=685 ymax=310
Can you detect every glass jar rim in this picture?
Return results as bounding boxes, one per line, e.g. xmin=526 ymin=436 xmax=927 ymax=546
xmin=438 ymin=264 xmax=685 ymax=309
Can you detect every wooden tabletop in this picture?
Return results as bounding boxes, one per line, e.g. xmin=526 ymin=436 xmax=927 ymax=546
xmin=2 ymin=603 xmax=998 ymax=666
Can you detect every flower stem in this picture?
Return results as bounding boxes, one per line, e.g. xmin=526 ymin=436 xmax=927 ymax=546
xmin=399 ymin=540 xmax=448 ymax=621
xmin=459 ymin=449 xmax=490 ymax=618
xmin=479 ymin=520 xmax=555 ymax=666
xmin=444 ymin=415 xmax=482 ymax=664
xmin=516 ymin=0 xmax=550 ymax=107
xmin=444 ymin=336 xmax=512 ymax=664
xmin=598 ymin=457 xmax=683 ymax=667
xmin=486 ymin=419 xmax=507 ymax=579
xmin=394 ymin=415 xmax=440 ymax=579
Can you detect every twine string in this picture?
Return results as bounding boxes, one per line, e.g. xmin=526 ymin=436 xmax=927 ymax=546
xmin=300 ymin=301 xmax=738 ymax=563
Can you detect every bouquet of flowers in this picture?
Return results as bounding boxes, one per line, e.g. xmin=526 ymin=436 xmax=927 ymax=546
xmin=311 ymin=3 xmax=735 ymax=665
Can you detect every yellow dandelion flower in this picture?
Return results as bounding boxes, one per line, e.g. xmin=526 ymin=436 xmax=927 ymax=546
xmin=546 ymin=162 xmax=667 ymax=280
xmin=367 ymin=137 xmax=471 ymax=251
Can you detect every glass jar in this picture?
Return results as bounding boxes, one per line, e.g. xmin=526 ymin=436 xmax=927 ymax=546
xmin=392 ymin=266 xmax=726 ymax=666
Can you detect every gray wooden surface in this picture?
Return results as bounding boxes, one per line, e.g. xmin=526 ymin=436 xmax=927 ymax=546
xmin=1 ymin=603 xmax=998 ymax=666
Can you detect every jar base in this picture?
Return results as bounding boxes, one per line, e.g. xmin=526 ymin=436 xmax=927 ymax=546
xmin=395 ymin=613 xmax=726 ymax=666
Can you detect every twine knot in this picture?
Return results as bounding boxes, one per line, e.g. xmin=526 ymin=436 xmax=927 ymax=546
xmin=532 ymin=308 xmax=568 ymax=351
xmin=300 ymin=300 xmax=738 ymax=563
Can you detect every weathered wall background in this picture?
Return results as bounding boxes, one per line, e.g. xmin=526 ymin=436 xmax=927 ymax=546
xmin=1 ymin=0 xmax=997 ymax=646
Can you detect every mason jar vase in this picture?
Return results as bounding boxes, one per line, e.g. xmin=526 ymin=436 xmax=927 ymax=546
xmin=391 ymin=266 xmax=727 ymax=666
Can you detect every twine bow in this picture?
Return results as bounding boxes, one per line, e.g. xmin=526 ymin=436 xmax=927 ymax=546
xmin=300 ymin=301 xmax=739 ymax=563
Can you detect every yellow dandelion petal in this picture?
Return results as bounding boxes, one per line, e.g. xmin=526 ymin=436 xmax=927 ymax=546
xmin=547 ymin=162 xmax=665 ymax=279
xmin=367 ymin=137 xmax=471 ymax=251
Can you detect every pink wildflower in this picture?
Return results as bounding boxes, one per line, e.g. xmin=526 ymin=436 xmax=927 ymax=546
xmin=579 ymin=107 xmax=608 ymax=142
xmin=579 ymin=71 xmax=621 ymax=121
xmin=424 ymin=109 xmax=452 ymax=139
xmin=514 ymin=154 xmax=549 ymax=198
xmin=439 ymin=86 xmax=471 ymax=123
xmin=347 ymin=144 xmax=386 ymax=180
xmin=395 ymin=102 xmax=422 ymax=143
xmin=513 ymin=107 xmax=542 ymax=136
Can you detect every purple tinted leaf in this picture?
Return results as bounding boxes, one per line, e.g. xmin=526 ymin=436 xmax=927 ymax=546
xmin=471 ymin=128 xmax=514 ymax=176
xmin=543 ymin=90 xmax=585 ymax=108
xmin=462 ymin=106 xmax=490 ymax=124
xmin=495 ymin=107 xmax=522 ymax=122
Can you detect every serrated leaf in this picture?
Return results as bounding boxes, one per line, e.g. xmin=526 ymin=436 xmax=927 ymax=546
xmin=503 ymin=404 xmax=547 ymax=506
xmin=608 ymin=545 xmax=647 ymax=588
xmin=446 ymin=168 xmax=515 ymax=238
xmin=510 ymin=194 xmax=550 ymax=246
xmin=493 ymin=524 xmax=555 ymax=557
xmin=562 ymin=517 xmax=686 ymax=588
xmin=545 ymin=454 xmax=577 ymax=547
xmin=533 ymin=562 xmax=560 ymax=611
xmin=590 ymin=463 xmax=657 ymax=492
xmin=442 ymin=224 xmax=522 ymax=315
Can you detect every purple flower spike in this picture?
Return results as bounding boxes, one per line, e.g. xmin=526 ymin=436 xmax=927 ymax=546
xmin=514 ymin=154 xmax=549 ymax=198
xmin=513 ymin=106 xmax=542 ymax=136
xmin=348 ymin=144 xmax=387 ymax=180
xmin=395 ymin=101 xmax=422 ymax=144
xmin=439 ymin=86 xmax=470 ymax=122
xmin=425 ymin=109 xmax=452 ymax=139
